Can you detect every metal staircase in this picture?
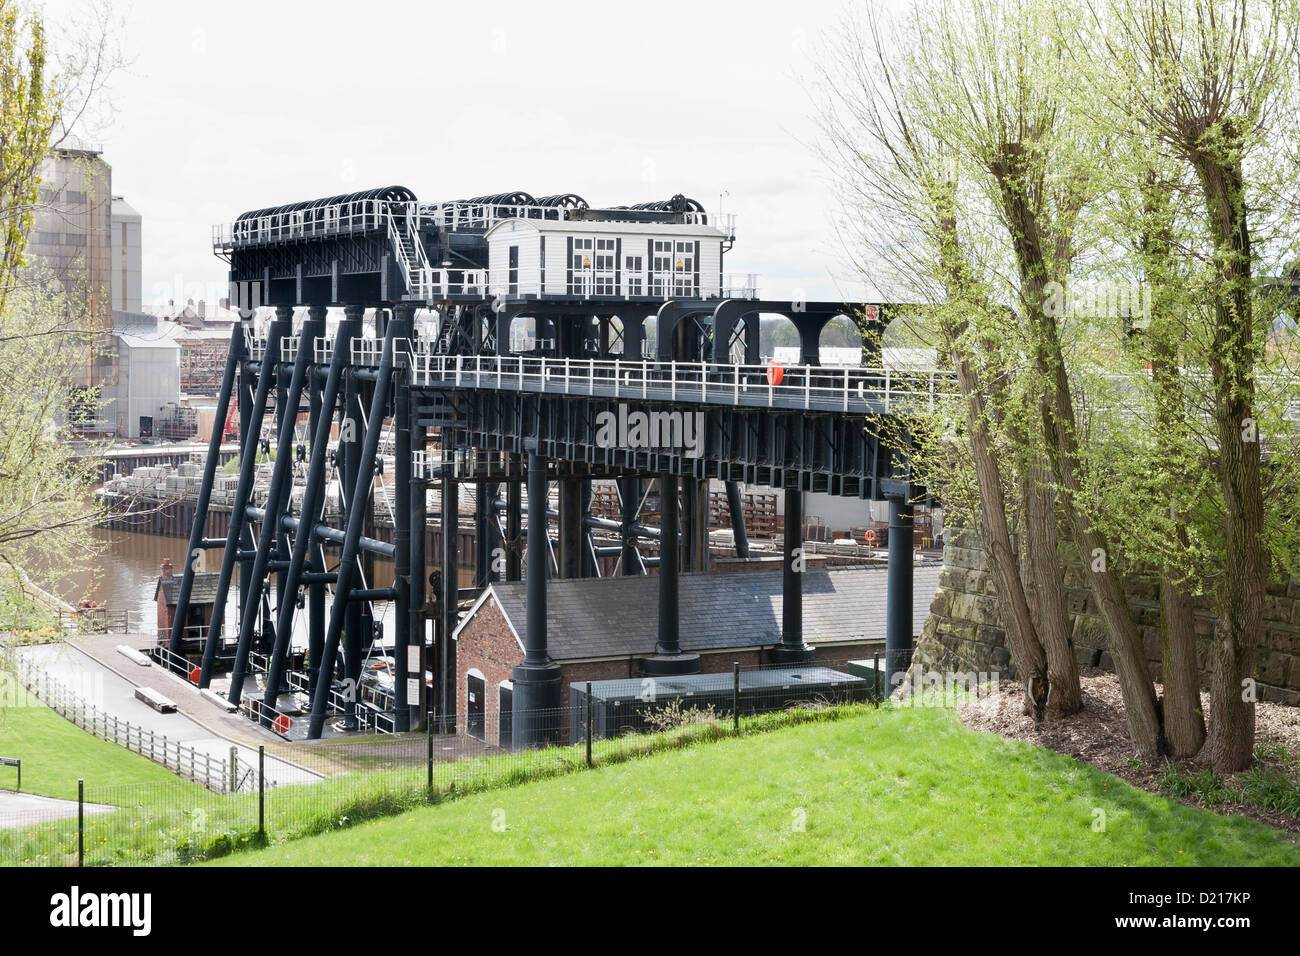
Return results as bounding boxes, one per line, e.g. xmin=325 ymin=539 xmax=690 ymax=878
xmin=385 ymin=203 xmax=433 ymax=297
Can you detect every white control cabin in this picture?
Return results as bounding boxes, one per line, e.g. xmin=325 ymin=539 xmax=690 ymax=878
xmin=485 ymin=218 xmax=727 ymax=300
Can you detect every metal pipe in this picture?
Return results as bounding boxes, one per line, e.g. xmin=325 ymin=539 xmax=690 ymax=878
xmin=885 ymin=499 xmax=914 ymax=690
xmin=392 ymin=305 xmax=414 ymax=731
xmin=524 ymin=449 xmax=548 ymax=665
xmin=656 ymin=474 xmax=680 ymax=656
xmin=725 ymin=480 xmax=750 ymax=559
xmin=169 ymin=322 xmax=244 ymax=657
xmin=199 ymin=314 xmax=285 ymax=687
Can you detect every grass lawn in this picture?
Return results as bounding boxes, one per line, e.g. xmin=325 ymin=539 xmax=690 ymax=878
xmin=216 ymin=704 xmax=1300 ymax=867
xmin=0 ymin=686 xmax=191 ymax=801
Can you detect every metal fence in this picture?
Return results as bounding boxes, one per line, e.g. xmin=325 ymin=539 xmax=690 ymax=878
xmin=0 ymin=653 xmax=886 ymax=867
xmin=7 ymin=654 xmax=233 ymax=793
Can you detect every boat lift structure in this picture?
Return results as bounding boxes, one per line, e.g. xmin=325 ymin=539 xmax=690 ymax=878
xmin=166 ymin=185 xmax=952 ymax=745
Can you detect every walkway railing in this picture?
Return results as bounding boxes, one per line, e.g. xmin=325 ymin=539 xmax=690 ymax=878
xmin=409 ymin=354 xmax=960 ymax=415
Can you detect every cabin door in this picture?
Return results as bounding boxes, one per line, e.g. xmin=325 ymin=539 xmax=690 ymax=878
xmin=466 ymin=672 xmax=486 ymax=740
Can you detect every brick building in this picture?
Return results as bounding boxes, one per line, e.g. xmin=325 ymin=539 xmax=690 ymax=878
xmin=153 ymin=559 xmax=218 ymax=655
xmin=454 ymin=565 xmax=941 ymax=743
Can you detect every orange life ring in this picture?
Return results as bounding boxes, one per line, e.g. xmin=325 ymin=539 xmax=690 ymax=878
xmin=273 ymin=714 xmax=292 ymax=735
xmin=188 ymin=667 xmax=201 ymax=684
xmin=766 ymin=361 xmax=784 ymax=387
xmin=865 ymin=529 xmax=877 ymax=544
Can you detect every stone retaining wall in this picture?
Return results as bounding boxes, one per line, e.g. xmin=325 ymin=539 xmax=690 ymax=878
xmin=914 ymin=528 xmax=1300 ymax=706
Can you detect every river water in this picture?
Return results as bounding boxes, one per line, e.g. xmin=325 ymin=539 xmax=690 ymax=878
xmin=55 ymin=526 xmax=397 ymax=649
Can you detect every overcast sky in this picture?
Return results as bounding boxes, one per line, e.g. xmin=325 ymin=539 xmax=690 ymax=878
xmin=43 ymin=0 xmax=884 ymax=307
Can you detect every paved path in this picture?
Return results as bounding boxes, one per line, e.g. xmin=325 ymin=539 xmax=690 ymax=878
xmin=0 ymin=791 xmax=112 ymax=829
xmin=17 ymin=641 xmax=320 ymax=788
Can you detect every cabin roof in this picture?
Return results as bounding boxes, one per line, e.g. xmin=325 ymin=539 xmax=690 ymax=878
xmin=456 ymin=566 xmax=940 ymax=662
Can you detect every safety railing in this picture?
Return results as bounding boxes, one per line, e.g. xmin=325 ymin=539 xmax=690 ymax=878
xmin=9 ymin=653 xmax=233 ymax=792
xmin=213 ymin=198 xmax=392 ymax=252
xmin=57 ymin=607 xmax=130 ymax=635
xmin=410 ymin=354 xmax=960 ymax=415
xmin=412 ymin=267 xmax=489 ymax=299
xmin=480 ymin=270 xmax=757 ymax=302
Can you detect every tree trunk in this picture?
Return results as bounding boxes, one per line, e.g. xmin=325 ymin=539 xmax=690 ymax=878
xmin=1186 ymin=142 xmax=1263 ymax=773
xmin=947 ymin=334 xmax=1050 ymax=718
xmin=1159 ymin=558 xmax=1206 ymax=758
xmin=990 ymin=144 xmax=1161 ymax=755
xmin=1022 ymin=461 xmax=1083 ymax=715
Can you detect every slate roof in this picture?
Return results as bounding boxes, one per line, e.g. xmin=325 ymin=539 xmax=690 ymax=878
xmin=465 ymin=565 xmax=942 ymax=661
xmin=154 ymin=572 xmax=220 ymax=606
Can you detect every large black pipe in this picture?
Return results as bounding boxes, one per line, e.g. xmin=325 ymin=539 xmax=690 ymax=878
xmin=620 ymin=477 xmax=640 ymax=574
xmin=641 ymin=474 xmax=699 ymax=675
xmin=306 ymin=319 xmax=399 ymax=739
xmin=169 ymin=322 xmax=243 ymax=657
xmin=656 ymin=474 xmax=680 ymax=656
xmin=391 ymin=305 xmax=415 ymax=731
xmin=408 ymin=414 xmax=428 ymax=728
xmin=229 ymin=308 xmax=320 ymax=706
xmin=510 ymin=447 xmax=562 ymax=749
xmin=505 ymin=479 xmax=522 ymax=581
xmin=261 ymin=311 xmax=356 ymax=720
xmin=244 ymin=507 xmax=394 ymax=557
xmin=199 ymin=313 xmax=286 ymax=687
xmin=773 ymin=486 xmax=813 ymax=664
xmin=725 ymin=480 xmax=750 ymax=559
xmin=490 ymin=497 xmax=660 ymax=541
xmin=439 ymin=474 xmax=458 ymax=729
xmin=885 ymin=499 xmax=914 ymax=690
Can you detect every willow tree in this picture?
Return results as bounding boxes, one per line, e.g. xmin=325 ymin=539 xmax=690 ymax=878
xmin=0 ymin=1 xmax=121 ymax=604
xmin=813 ymin=1 xmax=1076 ymax=719
xmin=1092 ymin=0 xmax=1300 ymax=770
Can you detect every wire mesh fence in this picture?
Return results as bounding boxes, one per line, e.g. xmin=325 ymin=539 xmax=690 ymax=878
xmin=1 ymin=652 xmax=890 ymax=867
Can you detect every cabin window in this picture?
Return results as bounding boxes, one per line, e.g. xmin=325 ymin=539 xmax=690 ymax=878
xmin=595 ymin=238 xmax=616 ymax=295
xmin=571 ymin=237 xmax=594 ymax=295
xmin=651 ymin=240 xmax=673 ymax=296
xmin=625 ymin=255 xmax=644 ymax=296
xmin=673 ymin=240 xmax=696 ymax=296
xmin=508 ymin=245 xmax=519 ymax=295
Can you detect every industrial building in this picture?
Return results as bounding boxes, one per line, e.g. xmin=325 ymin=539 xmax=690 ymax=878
xmin=158 ymin=183 xmax=950 ymax=750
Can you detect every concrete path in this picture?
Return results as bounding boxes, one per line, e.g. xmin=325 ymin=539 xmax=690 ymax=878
xmin=0 ymin=791 xmax=112 ymax=830
xmin=16 ymin=641 xmax=320 ymax=788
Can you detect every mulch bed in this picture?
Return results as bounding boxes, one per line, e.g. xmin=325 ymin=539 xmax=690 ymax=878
xmin=956 ymin=668 xmax=1300 ymax=835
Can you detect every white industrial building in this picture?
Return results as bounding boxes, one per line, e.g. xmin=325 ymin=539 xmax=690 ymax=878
xmin=111 ymin=196 xmax=143 ymax=313
xmin=485 ymin=217 xmax=726 ymax=300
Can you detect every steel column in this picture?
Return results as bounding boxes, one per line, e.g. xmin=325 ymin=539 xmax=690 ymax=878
xmin=229 ymin=305 xmax=318 ymax=705
xmin=619 ymin=476 xmax=640 ymax=574
xmin=262 ymin=310 xmax=357 ymax=720
xmin=505 ymin=479 xmax=522 ymax=581
xmin=391 ymin=304 xmax=415 ymax=731
xmin=773 ymin=486 xmax=813 ymax=664
xmin=305 ymin=318 xmax=399 ymax=740
xmin=725 ymin=480 xmax=750 ymax=559
xmin=511 ymin=447 xmax=562 ymax=748
xmin=885 ymin=499 xmax=914 ymax=690
xmin=439 ymin=473 xmax=458 ymax=730
xmin=199 ymin=312 xmax=286 ymax=687
xmin=169 ymin=322 xmax=243 ymax=656
xmin=408 ymin=410 xmax=428 ymax=729
xmin=641 ymin=474 xmax=699 ymax=675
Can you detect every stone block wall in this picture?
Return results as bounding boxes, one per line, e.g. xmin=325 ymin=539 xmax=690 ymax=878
xmin=914 ymin=528 xmax=1300 ymax=705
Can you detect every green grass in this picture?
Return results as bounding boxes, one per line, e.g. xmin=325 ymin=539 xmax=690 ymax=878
xmin=215 ymin=704 xmax=1300 ymax=867
xmin=0 ymin=687 xmax=197 ymax=800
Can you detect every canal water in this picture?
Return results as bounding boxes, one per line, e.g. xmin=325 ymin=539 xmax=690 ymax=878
xmin=56 ymin=526 xmax=397 ymax=650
